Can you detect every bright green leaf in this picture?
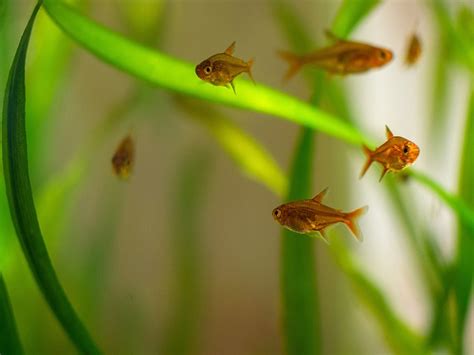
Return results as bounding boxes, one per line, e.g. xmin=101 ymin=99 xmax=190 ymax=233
xmin=1 ymin=2 xmax=100 ymax=353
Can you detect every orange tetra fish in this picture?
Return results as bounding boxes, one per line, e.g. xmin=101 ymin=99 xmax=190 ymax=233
xmin=360 ymin=126 xmax=420 ymax=181
xmin=112 ymin=135 xmax=135 ymax=180
xmin=195 ymin=41 xmax=254 ymax=93
xmin=272 ymin=188 xmax=368 ymax=242
xmin=404 ymin=32 xmax=422 ymax=66
xmin=278 ymin=31 xmax=393 ymax=80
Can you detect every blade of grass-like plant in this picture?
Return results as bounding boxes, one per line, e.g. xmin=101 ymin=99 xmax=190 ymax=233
xmin=41 ymin=0 xmax=367 ymax=147
xmin=329 ymin=239 xmax=424 ymax=355
xmin=162 ymin=149 xmax=213 ymax=355
xmin=453 ymin=88 xmax=474 ymax=353
xmin=175 ymin=97 xmax=287 ymax=197
xmin=409 ymin=169 xmax=474 ymax=235
xmin=1 ymin=2 xmax=100 ymax=353
xmin=281 ymin=128 xmax=320 ymax=355
xmin=0 ymin=274 xmax=23 ymax=355
xmin=331 ymin=0 xmax=380 ymax=37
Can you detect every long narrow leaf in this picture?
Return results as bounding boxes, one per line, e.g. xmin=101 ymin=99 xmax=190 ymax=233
xmin=281 ymin=128 xmax=319 ymax=355
xmin=176 ymin=97 xmax=287 ymax=197
xmin=453 ymin=88 xmax=474 ymax=353
xmin=331 ymin=0 xmax=380 ymax=37
xmin=1 ymin=2 xmax=100 ymax=353
xmin=41 ymin=0 xmax=366 ymax=147
xmin=0 ymin=274 xmax=23 ymax=355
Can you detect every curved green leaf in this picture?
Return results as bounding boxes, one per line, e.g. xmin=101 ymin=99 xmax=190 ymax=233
xmin=1 ymin=2 xmax=100 ymax=353
xmin=176 ymin=97 xmax=286 ymax=197
xmin=0 ymin=274 xmax=23 ymax=355
xmin=331 ymin=0 xmax=380 ymax=37
xmin=41 ymin=0 xmax=366 ymax=147
xmin=409 ymin=169 xmax=474 ymax=235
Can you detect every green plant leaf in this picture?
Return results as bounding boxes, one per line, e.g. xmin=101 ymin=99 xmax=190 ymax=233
xmin=453 ymin=88 xmax=474 ymax=353
xmin=409 ymin=169 xmax=474 ymax=235
xmin=281 ymin=128 xmax=320 ymax=355
xmin=41 ymin=0 xmax=367 ymax=147
xmin=329 ymin=240 xmax=424 ymax=355
xmin=176 ymin=97 xmax=287 ymax=197
xmin=1 ymin=2 xmax=100 ymax=353
xmin=162 ymin=148 xmax=213 ymax=355
xmin=0 ymin=274 xmax=23 ymax=355
xmin=331 ymin=0 xmax=380 ymax=37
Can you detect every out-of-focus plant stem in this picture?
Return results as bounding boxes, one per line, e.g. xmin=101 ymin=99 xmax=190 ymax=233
xmin=162 ymin=149 xmax=213 ymax=355
xmin=0 ymin=274 xmax=23 ymax=355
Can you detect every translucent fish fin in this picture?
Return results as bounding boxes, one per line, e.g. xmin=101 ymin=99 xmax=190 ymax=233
xmin=312 ymin=187 xmax=329 ymax=203
xmin=230 ymin=80 xmax=236 ymax=95
xmin=277 ymin=50 xmax=303 ymax=81
xmin=379 ymin=167 xmax=389 ymax=182
xmin=320 ymin=230 xmax=330 ymax=244
xmin=385 ymin=125 xmax=394 ymax=139
xmin=246 ymin=58 xmax=255 ymax=84
xmin=359 ymin=145 xmax=374 ymax=179
xmin=324 ymin=29 xmax=346 ymax=43
xmin=225 ymin=41 xmax=236 ymax=55
xmin=345 ymin=206 xmax=368 ymax=242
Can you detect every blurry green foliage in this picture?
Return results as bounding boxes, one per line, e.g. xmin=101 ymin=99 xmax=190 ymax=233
xmin=0 ymin=274 xmax=23 ymax=355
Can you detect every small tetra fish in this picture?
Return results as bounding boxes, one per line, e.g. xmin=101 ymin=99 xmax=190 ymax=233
xmin=195 ymin=41 xmax=254 ymax=93
xmin=112 ymin=135 xmax=134 ymax=179
xmin=404 ymin=32 xmax=422 ymax=66
xmin=272 ymin=187 xmax=368 ymax=242
xmin=360 ymin=126 xmax=420 ymax=182
xmin=278 ymin=31 xmax=393 ymax=80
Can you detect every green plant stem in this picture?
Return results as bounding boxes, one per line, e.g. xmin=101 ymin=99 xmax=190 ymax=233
xmin=281 ymin=128 xmax=319 ymax=355
xmin=453 ymin=88 xmax=474 ymax=354
xmin=2 ymin=2 xmax=100 ymax=353
xmin=0 ymin=274 xmax=24 ymax=355
xmin=162 ymin=149 xmax=212 ymax=355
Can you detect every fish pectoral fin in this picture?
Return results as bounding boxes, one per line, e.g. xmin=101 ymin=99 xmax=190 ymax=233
xmin=319 ymin=230 xmax=330 ymax=244
xmin=312 ymin=187 xmax=329 ymax=203
xmin=225 ymin=41 xmax=236 ymax=55
xmin=379 ymin=166 xmax=389 ymax=182
xmin=230 ymin=80 xmax=236 ymax=94
xmin=385 ymin=125 xmax=394 ymax=139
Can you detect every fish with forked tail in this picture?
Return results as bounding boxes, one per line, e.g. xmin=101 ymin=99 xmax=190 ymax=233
xmin=272 ymin=187 xmax=368 ymax=242
xmin=278 ymin=31 xmax=393 ymax=80
xmin=360 ymin=126 xmax=420 ymax=181
xmin=195 ymin=41 xmax=254 ymax=93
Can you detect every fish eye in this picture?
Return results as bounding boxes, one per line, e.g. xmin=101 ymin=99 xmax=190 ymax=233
xmin=204 ymin=66 xmax=212 ymax=74
xmin=380 ymin=51 xmax=387 ymax=59
xmin=403 ymin=145 xmax=409 ymax=154
xmin=273 ymin=209 xmax=281 ymax=218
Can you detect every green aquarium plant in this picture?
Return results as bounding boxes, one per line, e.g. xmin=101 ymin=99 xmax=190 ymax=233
xmin=1 ymin=0 xmax=473 ymax=354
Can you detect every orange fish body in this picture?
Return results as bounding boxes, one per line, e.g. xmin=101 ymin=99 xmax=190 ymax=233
xmin=404 ymin=33 xmax=422 ymax=66
xmin=272 ymin=187 xmax=368 ymax=242
xmin=278 ymin=31 xmax=393 ymax=80
xmin=112 ymin=135 xmax=135 ymax=179
xmin=195 ymin=41 xmax=254 ymax=93
xmin=360 ymin=126 xmax=420 ymax=181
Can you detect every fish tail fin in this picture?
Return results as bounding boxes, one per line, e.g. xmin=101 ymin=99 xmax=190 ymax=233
xmin=277 ymin=50 xmax=303 ymax=81
xmin=246 ymin=58 xmax=255 ymax=84
xmin=345 ymin=206 xmax=368 ymax=242
xmin=359 ymin=145 xmax=374 ymax=179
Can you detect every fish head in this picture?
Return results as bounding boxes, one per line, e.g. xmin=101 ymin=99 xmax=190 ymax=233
xmin=272 ymin=205 xmax=287 ymax=225
xmin=400 ymin=139 xmax=420 ymax=165
xmin=195 ymin=59 xmax=214 ymax=81
xmin=372 ymin=47 xmax=393 ymax=67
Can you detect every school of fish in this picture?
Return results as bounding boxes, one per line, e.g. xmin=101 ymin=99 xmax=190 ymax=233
xmin=116 ymin=27 xmax=423 ymax=243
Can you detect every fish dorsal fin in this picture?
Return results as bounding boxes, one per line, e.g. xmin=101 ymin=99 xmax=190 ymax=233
xmin=225 ymin=41 xmax=236 ymax=55
xmin=385 ymin=125 xmax=394 ymax=139
xmin=324 ymin=30 xmax=346 ymax=43
xmin=312 ymin=187 xmax=329 ymax=203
